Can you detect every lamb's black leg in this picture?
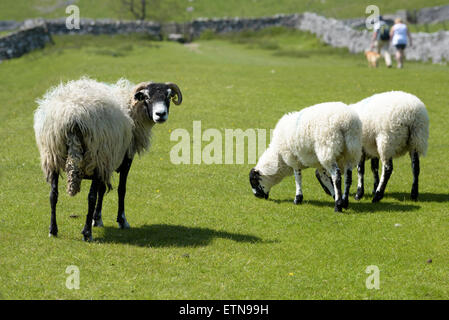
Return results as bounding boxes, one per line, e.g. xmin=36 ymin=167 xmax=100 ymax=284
xmin=342 ymin=168 xmax=352 ymax=209
xmin=371 ymin=158 xmax=380 ymax=195
xmin=93 ymin=182 xmax=106 ymax=227
xmin=372 ymin=158 xmax=393 ymax=203
xmin=354 ymin=152 xmax=365 ymax=200
xmin=81 ymin=178 xmax=99 ymax=241
xmin=315 ymin=169 xmax=332 ymax=196
xmin=410 ymin=151 xmax=420 ymax=201
xmin=330 ymin=164 xmax=343 ymax=212
xmin=49 ymin=171 xmax=59 ymax=237
xmin=117 ymin=156 xmax=133 ymax=229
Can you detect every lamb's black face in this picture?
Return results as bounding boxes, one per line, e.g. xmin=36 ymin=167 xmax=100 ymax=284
xmin=134 ymin=83 xmax=182 ymax=124
xmin=249 ymin=168 xmax=269 ymax=199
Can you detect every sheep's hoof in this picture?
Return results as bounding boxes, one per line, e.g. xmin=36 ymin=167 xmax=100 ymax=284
xmin=294 ymin=195 xmax=303 ymax=205
xmin=354 ymin=188 xmax=364 ymax=201
xmin=411 ymin=188 xmax=419 ymax=201
xmin=334 ymin=199 xmax=343 ymax=212
xmin=341 ymin=198 xmax=349 ymax=209
xmin=49 ymin=225 xmax=58 ymax=237
xmin=92 ymin=217 xmax=104 ymax=227
xmin=118 ymin=220 xmax=130 ymax=229
xmin=92 ymin=211 xmax=103 ymax=227
xmin=81 ymin=232 xmax=93 ymax=242
xmin=83 ymin=235 xmax=93 ymax=242
xmin=117 ymin=212 xmax=130 ymax=229
xmin=372 ymin=191 xmax=384 ymax=203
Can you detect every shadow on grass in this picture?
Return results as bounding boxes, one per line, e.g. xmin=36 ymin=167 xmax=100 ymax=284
xmin=98 ymin=224 xmax=266 ymax=248
xmin=384 ymin=192 xmax=449 ymax=203
xmin=269 ymin=198 xmax=421 ymax=213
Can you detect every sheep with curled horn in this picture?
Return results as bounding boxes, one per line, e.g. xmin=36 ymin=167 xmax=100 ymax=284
xmin=34 ymin=77 xmax=183 ymax=241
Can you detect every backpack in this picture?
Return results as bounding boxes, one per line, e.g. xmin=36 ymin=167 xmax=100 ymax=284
xmin=379 ymin=23 xmax=390 ymax=41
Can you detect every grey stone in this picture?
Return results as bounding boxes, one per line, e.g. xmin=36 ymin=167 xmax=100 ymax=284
xmin=0 ymin=22 xmax=52 ymax=60
xmin=168 ymin=33 xmax=185 ymax=43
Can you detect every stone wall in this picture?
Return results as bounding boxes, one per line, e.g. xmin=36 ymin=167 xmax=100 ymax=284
xmin=343 ymin=4 xmax=449 ymax=29
xmin=416 ymin=5 xmax=449 ymax=24
xmin=0 ymin=22 xmax=52 ymax=61
xmin=0 ymin=20 xmax=21 ymax=32
xmin=0 ymin=11 xmax=448 ymax=64
xmin=44 ymin=18 xmax=161 ymax=36
xmin=296 ymin=12 xmax=449 ymax=64
xmin=189 ymin=14 xmax=299 ymax=38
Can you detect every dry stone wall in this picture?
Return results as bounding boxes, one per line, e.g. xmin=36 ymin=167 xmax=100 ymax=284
xmin=0 ymin=10 xmax=448 ymax=63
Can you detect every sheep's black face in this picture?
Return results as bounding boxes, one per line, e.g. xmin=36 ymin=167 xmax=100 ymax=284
xmin=249 ymin=168 xmax=269 ymax=199
xmin=134 ymin=83 xmax=182 ymax=124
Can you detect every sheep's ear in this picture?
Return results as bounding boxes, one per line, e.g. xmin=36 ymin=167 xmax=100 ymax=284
xmin=134 ymin=91 xmax=145 ymax=101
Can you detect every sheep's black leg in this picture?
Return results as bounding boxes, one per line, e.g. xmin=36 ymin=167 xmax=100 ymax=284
xmin=93 ymin=182 xmax=106 ymax=227
xmin=410 ymin=151 xmax=420 ymax=201
xmin=371 ymin=158 xmax=380 ymax=195
xmin=330 ymin=164 xmax=343 ymax=212
xmin=342 ymin=168 xmax=352 ymax=209
xmin=372 ymin=158 xmax=393 ymax=203
xmin=49 ymin=171 xmax=59 ymax=237
xmin=81 ymin=178 xmax=99 ymax=241
xmin=315 ymin=169 xmax=332 ymax=196
xmin=117 ymin=156 xmax=133 ymax=229
xmin=355 ymin=152 xmax=365 ymax=200
xmin=293 ymin=169 xmax=303 ymax=205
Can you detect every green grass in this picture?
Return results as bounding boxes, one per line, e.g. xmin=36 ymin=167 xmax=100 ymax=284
xmin=0 ymin=29 xmax=448 ymax=299
xmin=0 ymin=30 xmax=13 ymax=37
xmin=1 ymin=0 xmax=448 ymax=21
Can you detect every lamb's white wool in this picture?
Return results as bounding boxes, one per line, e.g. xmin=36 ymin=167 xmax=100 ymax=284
xmin=350 ymin=91 xmax=429 ymax=161
xmin=34 ymin=77 xmax=152 ymax=195
xmin=251 ymin=102 xmax=362 ymax=211
xmin=348 ymin=90 xmax=429 ymax=202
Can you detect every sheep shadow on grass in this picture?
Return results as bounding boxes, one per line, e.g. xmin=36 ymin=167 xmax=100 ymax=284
xmin=98 ymin=224 xmax=264 ymax=248
xmin=384 ymin=192 xmax=449 ymax=203
xmin=269 ymin=198 xmax=420 ymax=214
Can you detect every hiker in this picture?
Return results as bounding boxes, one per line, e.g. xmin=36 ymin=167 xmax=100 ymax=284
xmin=390 ymin=17 xmax=413 ymax=69
xmin=370 ymin=16 xmax=392 ymax=68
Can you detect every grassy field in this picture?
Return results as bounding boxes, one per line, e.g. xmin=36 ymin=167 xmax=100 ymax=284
xmin=0 ymin=29 xmax=448 ymax=299
xmin=1 ymin=0 xmax=449 ymax=21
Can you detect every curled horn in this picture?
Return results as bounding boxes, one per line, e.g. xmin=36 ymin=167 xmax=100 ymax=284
xmin=166 ymin=83 xmax=182 ymax=105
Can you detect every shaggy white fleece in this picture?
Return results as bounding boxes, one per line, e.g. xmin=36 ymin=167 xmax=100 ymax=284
xmin=34 ymin=77 xmax=152 ymax=195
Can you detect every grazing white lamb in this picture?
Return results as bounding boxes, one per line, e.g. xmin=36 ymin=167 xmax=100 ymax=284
xmin=249 ymin=102 xmax=362 ymax=212
xmin=34 ymin=77 xmax=183 ymax=241
xmin=316 ymin=91 xmax=429 ymax=202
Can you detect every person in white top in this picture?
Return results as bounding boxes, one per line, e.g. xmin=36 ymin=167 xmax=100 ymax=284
xmin=370 ymin=16 xmax=392 ymax=67
xmin=389 ymin=18 xmax=413 ymax=68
